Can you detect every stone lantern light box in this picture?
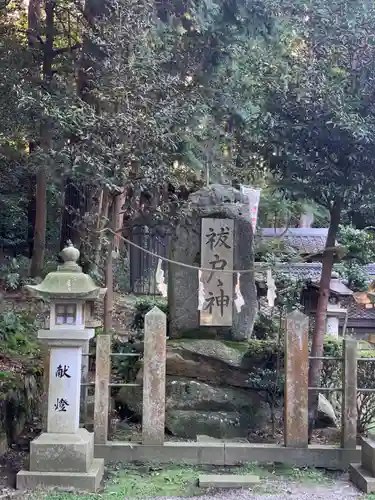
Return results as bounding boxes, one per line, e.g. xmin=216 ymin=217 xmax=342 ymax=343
xmin=16 ymin=242 xmax=107 ymax=492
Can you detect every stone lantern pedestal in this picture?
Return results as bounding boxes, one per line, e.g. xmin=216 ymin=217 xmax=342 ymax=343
xmin=17 ymin=243 xmax=106 ymax=492
xmin=326 ymin=304 xmax=347 ymax=338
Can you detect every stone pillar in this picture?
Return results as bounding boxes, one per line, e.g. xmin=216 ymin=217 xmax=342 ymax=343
xmin=284 ymin=310 xmax=309 ymax=448
xmin=17 ymin=330 xmax=104 ymax=492
xmin=341 ymin=337 xmax=357 ymax=449
xmin=326 ymin=316 xmax=339 ymax=337
xmin=80 ymin=341 xmax=90 ymax=426
xmin=142 ymin=306 xmax=166 ymax=445
xmin=94 ymin=335 xmax=111 ymax=444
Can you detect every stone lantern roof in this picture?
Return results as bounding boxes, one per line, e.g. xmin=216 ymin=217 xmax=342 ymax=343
xmin=25 ymin=242 xmax=107 ymax=300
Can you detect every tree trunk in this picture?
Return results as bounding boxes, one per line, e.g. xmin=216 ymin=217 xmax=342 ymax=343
xmin=308 ymin=198 xmax=341 ymax=440
xmin=92 ymin=186 xmax=110 ymax=272
xmin=26 ymin=0 xmax=42 ymax=261
xmin=113 ymin=189 xmax=126 ymax=253
xmin=60 ymin=179 xmax=83 ymax=250
xmin=104 ymin=198 xmax=114 ymax=334
xmin=29 ymin=167 xmax=47 ymax=277
xmin=29 ymin=0 xmax=55 ymax=276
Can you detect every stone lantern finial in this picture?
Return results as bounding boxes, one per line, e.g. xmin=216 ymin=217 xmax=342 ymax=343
xmin=60 ymin=240 xmax=80 ymax=263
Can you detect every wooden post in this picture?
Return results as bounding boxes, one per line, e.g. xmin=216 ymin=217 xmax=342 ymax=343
xmin=341 ymin=337 xmax=357 ymax=449
xmin=284 ymin=310 xmax=309 ymax=448
xmin=142 ymin=306 xmax=166 ymax=445
xmin=94 ymin=334 xmax=111 ymax=444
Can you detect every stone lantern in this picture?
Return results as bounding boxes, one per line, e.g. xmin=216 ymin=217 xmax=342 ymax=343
xmin=17 ymin=243 xmax=106 ymax=492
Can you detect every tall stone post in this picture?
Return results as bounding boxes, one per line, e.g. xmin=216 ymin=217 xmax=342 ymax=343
xmin=142 ymin=306 xmax=167 ymax=445
xmin=17 ymin=243 xmax=106 ymax=492
xmin=341 ymin=337 xmax=357 ymax=449
xmin=284 ymin=310 xmax=309 ymax=448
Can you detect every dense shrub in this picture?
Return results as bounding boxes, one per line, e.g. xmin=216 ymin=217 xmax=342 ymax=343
xmin=245 ymin=337 xmax=358 ymax=433
xmin=314 ymin=337 xmax=375 ymax=436
xmin=357 ymin=347 xmax=375 ymax=435
xmin=252 ymin=313 xmax=281 ymax=340
xmin=0 ymin=311 xmax=42 ymax=444
xmin=113 ymin=251 xmax=131 ymax=293
xmin=130 ymin=297 xmax=168 ymax=332
xmin=247 ymin=340 xmax=284 ymax=432
xmin=0 ymin=254 xmax=57 ymax=290
xmin=111 ymin=337 xmax=143 ymax=384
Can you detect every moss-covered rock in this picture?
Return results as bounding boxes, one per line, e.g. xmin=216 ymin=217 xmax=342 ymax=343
xmin=166 ymin=410 xmax=255 ymax=440
xmin=116 ymin=337 xmax=339 ymax=439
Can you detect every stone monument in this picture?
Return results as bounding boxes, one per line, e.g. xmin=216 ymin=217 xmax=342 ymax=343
xmin=17 ymin=243 xmax=106 ymax=492
xmin=168 ymin=184 xmax=258 ymax=340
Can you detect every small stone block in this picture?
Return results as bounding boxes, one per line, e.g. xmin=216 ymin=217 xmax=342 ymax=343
xmin=349 ymin=463 xmax=375 ymax=493
xmin=361 ymin=437 xmax=375 ymax=475
xmin=198 ymin=474 xmax=260 ymax=489
xmin=16 ymin=458 xmax=104 ymax=493
xmin=29 ymin=429 xmax=94 ymax=473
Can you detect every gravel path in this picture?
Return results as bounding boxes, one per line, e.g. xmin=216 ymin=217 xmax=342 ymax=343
xmin=158 ymin=476 xmax=364 ymax=500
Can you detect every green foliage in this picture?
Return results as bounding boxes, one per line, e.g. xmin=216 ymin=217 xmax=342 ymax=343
xmin=0 ymin=310 xmax=39 ymax=354
xmin=246 ymin=337 xmax=347 ymax=428
xmin=246 ymin=339 xmax=284 ymax=429
xmin=131 ymin=297 xmax=168 ymax=332
xmin=113 ymin=254 xmax=131 ymax=294
xmin=111 ymin=297 xmax=168 ymax=383
xmin=246 ymin=339 xmax=282 ymax=364
xmin=335 ymin=225 xmax=375 ymax=291
xmin=317 ymin=338 xmax=375 ymax=435
xmin=262 ymin=0 xmax=375 ymax=211
xmin=357 ymin=348 xmax=375 ymax=435
xmin=0 ymin=254 xmax=57 ymax=290
xmin=0 ymin=310 xmax=42 ymax=444
xmin=0 ymin=256 xmax=31 ymax=290
xmin=111 ymin=338 xmax=142 ymax=385
xmin=253 ymin=313 xmax=280 ymax=340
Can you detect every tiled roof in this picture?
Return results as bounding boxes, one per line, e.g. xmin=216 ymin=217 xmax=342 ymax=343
xmin=261 ymin=228 xmax=329 ymax=255
xmin=277 ymin=263 xmax=322 ymax=281
xmin=256 ymin=263 xmax=375 ymax=285
xmin=347 ymin=302 xmax=375 ymax=320
xmin=367 ymin=264 xmax=375 ymax=280
xmin=255 ymin=263 xmax=322 ymax=282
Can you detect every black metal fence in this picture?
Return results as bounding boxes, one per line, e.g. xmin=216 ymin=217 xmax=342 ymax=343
xmin=129 ymin=225 xmax=171 ymax=296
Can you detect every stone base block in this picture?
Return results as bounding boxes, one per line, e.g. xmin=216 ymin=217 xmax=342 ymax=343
xmin=349 ymin=463 xmax=375 ymax=493
xmin=198 ymin=474 xmax=260 ymax=488
xmin=30 ymin=428 xmax=94 ymax=473
xmin=16 ymin=458 xmax=104 ymax=493
xmin=361 ymin=436 xmax=375 ymax=476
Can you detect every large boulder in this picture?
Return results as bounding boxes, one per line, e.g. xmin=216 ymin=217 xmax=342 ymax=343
xmin=117 ymin=377 xmax=269 ymax=439
xmin=166 ymin=410 xmax=254 ymax=440
xmin=115 ymin=339 xmax=337 ymax=439
xmin=166 ymin=378 xmax=257 ymax=412
xmin=117 ymin=339 xmax=272 ymax=439
xmin=316 ymin=394 xmax=337 ymax=428
xmin=168 ymin=184 xmax=258 ymax=341
xmin=166 ymin=339 xmax=252 ymax=388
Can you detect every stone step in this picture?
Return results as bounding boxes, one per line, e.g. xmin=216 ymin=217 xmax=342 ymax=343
xmin=349 ymin=463 xmax=375 ymax=494
xmin=17 ymin=458 xmax=104 ymax=493
xmin=198 ymin=474 xmax=260 ymax=489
